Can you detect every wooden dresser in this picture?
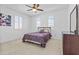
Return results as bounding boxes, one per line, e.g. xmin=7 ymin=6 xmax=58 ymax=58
xmin=63 ymin=34 xmax=79 ymax=55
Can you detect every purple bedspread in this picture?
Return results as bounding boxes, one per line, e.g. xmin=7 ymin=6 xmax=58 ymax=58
xmin=22 ymin=32 xmax=51 ymax=44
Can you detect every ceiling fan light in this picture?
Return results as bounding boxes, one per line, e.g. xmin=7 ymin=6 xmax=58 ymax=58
xmin=32 ymin=9 xmax=37 ymax=12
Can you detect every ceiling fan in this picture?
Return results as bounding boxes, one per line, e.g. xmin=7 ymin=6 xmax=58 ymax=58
xmin=25 ymin=4 xmax=44 ymax=12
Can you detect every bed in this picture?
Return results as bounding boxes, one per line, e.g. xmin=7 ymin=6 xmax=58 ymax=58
xmin=22 ymin=27 xmax=52 ymax=47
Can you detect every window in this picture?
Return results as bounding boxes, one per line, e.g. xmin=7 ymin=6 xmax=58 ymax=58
xmin=15 ymin=16 xmax=22 ymax=29
xmin=36 ymin=18 xmax=41 ymax=27
xmin=48 ymin=16 xmax=55 ymax=27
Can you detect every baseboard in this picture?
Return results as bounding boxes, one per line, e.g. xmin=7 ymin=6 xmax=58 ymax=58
xmin=0 ymin=39 xmax=17 ymax=44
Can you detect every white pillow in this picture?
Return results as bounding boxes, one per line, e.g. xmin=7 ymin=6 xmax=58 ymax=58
xmin=44 ymin=29 xmax=49 ymax=32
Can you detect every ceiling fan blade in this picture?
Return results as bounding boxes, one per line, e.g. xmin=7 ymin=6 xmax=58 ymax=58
xmin=32 ymin=4 xmax=36 ymax=8
xmin=25 ymin=5 xmax=32 ymax=8
xmin=33 ymin=4 xmax=36 ymax=7
xmin=37 ymin=4 xmax=39 ymax=7
xmin=27 ymin=9 xmax=32 ymax=11
xmin=37 ymin=9 xmax=44 ymax=11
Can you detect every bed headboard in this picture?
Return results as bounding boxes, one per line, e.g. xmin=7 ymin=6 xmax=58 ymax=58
xmin=38 ymin=27 xmax=51 ymax=32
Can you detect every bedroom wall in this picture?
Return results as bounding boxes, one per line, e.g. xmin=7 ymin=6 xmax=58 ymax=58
xmin=0 ymin=5 xmax=32 ymax=43
xmin=31 ymin=7 xmax=69 ymax=39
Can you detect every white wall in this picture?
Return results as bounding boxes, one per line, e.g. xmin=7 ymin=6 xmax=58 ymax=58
xmin=0 ymin=5 xmax=32 ymax=43
xmin=31 ymin=7 xmax=69 ymax=39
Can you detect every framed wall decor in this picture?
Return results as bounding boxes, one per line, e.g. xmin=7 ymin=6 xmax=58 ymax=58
xmin=0 ymin=13 xmax=11 ymax=26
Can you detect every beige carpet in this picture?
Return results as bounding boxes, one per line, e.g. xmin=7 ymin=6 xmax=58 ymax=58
xmin=0 ymin=39 xmax=63 ymax=55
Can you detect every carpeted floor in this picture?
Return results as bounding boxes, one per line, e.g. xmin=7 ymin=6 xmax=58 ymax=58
xmin=0 ymin=39 xmax=63 ymax=55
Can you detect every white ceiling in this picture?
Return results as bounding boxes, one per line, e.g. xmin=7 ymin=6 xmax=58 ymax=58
xmin=1 ymin=4 xmax=69 ymax=16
